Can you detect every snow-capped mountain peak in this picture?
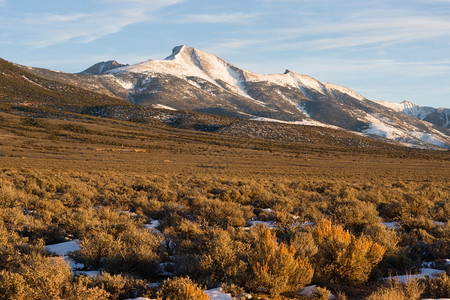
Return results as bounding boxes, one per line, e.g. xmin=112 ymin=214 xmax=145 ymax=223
xmin=374 ymin=100 xmax=449 ymax=128
xmin=79 ymin=60 xmax=127 ymax=75
xmin=33 ymin=45 xmax=448 ymax=149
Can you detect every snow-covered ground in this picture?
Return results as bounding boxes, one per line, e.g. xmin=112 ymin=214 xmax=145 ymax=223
xmin=244 ymin=220 xmax=277 ymax=230
xmin=382 ymin=221 xmax=399 ymax=229
xmin=204 ymin=287 xmax=233 ymax=300
xmin=382 ymin=268 xmax=445 ymax=284
xmin=144 ymin=220 xmax=162 ymax=235
xmin=45 ymin=240 xmax=99 ymax=277
xmin=45 ymin=239 xmax=80 ymax=256
xmin=297 ymin=285 xmax=336 ymax=299
xmin=152 ymin=104 xmax=177 ymax=111
xmin=251 ymin=116 xmax=341 ymax=129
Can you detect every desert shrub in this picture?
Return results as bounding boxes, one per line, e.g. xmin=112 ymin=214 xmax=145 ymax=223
xmin=175 ymin=227 xmax=247 ymax=286
xmin=0 ymin=257 xmax=110 ymax=300
xmin=0 ymin=270 xmax=28 ymax=300
xmin=247 ymin=226 xmax=313 ymax=296
xmin=0 ymin=254 xmax=89 ymax=300
xmin=92 ymin=272 xmax=149 ymax=299
xmin=429 ymin=238 xmax=450 ymax=260
xmin=333 ymin=199 xmax=380 ymax=233
xmin=430 ymin=199 xmax=450 ymax=222
xmin=75 ymin=223 xmax=162 ymax=278
xmin=363 ymin=224 xmax=400 ymax=256
xmin=365 ymin=279 xmax=423 ymax=300
xmin=290 ymin=230 xmax=318 ymax=259
xmin=157 ymin=201 xmax=189 ymax=228
xmin=399 ymin=193 xmax=432 ymax=221
xmin=163 ymin=218 xmax=205 ymax=256
xmin=423 ymin=273 xmax=450 ymax=298
xmin=0 ymin=221 xmax=29 ymax=270
xmin=313 ymin=286 xmax=333 ymax=300
xmin=190 ymin=197 xmax=253 ymax=228
xmin=158 ymin=276 xmax=209 ymax=300
xmin=313 ymin=219 xmax=385 ymax=284
xmin=0 ymin=182 xmax=33 ymax=208
xmin=66 ymin=275 xmax=110 ymax=300
xmin=60 ymin=207 xmax=100 ymax=237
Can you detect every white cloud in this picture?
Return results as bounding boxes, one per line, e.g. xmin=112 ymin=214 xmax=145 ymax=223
xmin=280 ymin=17 xmax=450 ymax=51
xmin=178 ymin=13 xmax=258 ymax=24
xmin=4 ymin=0 xmax=183 ymax=48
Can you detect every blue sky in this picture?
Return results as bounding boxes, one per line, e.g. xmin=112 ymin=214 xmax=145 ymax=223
xmin=1 ymin=0 xmax=449 ymax=108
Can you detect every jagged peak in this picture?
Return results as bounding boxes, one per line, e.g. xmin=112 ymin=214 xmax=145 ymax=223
xmin=400 ymin=100 xmax=416 ymax=106
xmin=79 ymin=60 xmax=127 ymax=75
xmin=166 ymin=45 xmax=196 ymax=60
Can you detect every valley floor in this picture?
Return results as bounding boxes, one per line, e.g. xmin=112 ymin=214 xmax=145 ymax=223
xmin=0 ymin=110 xmax=449 ymax=299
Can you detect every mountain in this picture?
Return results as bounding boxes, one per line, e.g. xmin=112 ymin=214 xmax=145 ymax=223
xmin=79 ymin=60 xmax=128 ymax=75
xmin=19 ymin=45 xmax=449 ymax=149
xmin=375 ymin=100 xmax=450 ymax=129
xmin=0 ymin=58 xmax=126 ymax=109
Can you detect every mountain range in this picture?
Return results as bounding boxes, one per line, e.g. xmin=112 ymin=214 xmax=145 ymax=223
xmin=12 ymin=45 xmax=450 ymax=149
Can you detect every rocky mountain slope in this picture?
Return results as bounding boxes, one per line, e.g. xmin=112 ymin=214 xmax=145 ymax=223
xmin=375 ymin=100 xmax=450 ymax=129
xmin=17 ymin=46 xmax=450 ymax=149
xmin=0 ymin=58 xmax=126 ymax=108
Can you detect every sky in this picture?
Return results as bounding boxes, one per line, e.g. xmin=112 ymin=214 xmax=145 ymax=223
xmin=1 ymin=0 xmax=449 ymax=108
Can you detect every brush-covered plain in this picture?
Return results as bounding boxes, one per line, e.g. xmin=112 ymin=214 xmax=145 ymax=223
xmin=0 ymin=107 xmax=449 ymax=300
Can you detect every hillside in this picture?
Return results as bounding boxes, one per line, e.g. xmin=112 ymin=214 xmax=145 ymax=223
xmin=375 ymin=100 xmax=450 ymax=128
xmin=0 ymin=59 xmax=127 ymax=109
xmin=20 ymin=46 xmax=450 ymax=149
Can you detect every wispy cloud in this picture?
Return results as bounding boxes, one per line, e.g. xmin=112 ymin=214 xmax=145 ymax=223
xmin=206 ymin=8 xmax=450 ymax=55
xmin=273 ymin=17 xmax=450 ymax=51
xmin=0 ymin=0 xmax=6 ymax=5
xmin=2 ymin=0 xmax=183 ymax=48
xmin=178 ymin=12 xmax=258 ymax=24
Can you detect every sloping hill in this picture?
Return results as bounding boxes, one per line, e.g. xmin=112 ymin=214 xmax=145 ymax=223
xmin=0 ymin=58 xmax=127 ymax=109
xmin=17 ymin=46 xmax=450 ymax=149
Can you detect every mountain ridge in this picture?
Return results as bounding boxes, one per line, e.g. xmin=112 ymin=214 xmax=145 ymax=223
xmin=13 ymin=45 xmax=450 ymax=149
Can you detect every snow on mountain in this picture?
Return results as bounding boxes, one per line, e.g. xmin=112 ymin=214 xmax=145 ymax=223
xmin=375 ymin=100 xmax=433 ymax=119
xmin=80 ymin=60 xmax=128 ymax=75
xmin=361 ymin=113 xmax=449 ymax=148
xmin=152 ymin=103 xmax=177 ymax=111
xmin=108 ymin=45 xmax=364 ymax=107
xmin=375 ymin=100 xmax=450 ymax=129
xmin=81 ymin=46 xmax=450 ymax=149
xmin=109 ymin=45 xmax=253 ymax=100
xmin=324 ymin=82 xmax=366 ymax=101
xmin=20 ymin=45 xmax=450 ymax=149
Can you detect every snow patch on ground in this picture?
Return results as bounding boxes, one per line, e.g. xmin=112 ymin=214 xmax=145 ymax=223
xmin=152 ymin=104 xmax=177 ymax=111
xmin=21 ymin=75 xmax=49 ymax=90
xmin=144 ymin=220 xmax=162 ymax=235
xmin=408 ymin=131 xmax=448 ymax=148
xmin=297 ymin=103 xmax=311 ymax=117
xmin=297 ymin=285 xmax=336 ymax=299
xmin=45 ymin=239 xmax=81 ymax=256
xmin=382 ymin=268 xmax=445 ymax=284
xmin=251 ymin=116 xmax=341 ymax=129
xmin=204 ymin=287 xmax=233 ymax=300
xmin=374 ymin=100 xmax=435 ymax=120
xmin=290 ymin=73 xmax=327 ymax=95
xmin=325 ymin=82 xmax=365 ymax=101
xmin=115 ymin=78 xmax=135 ymax=90
xmin=362 ymin=114 xmax=406 ymax=140
xmin=245 ymin=220 xmax=277 ymax=230
xmin=45 ymin=240 xmax=99 ymax=277
xmin=382 ymin=221 xmax=399 ymax=229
